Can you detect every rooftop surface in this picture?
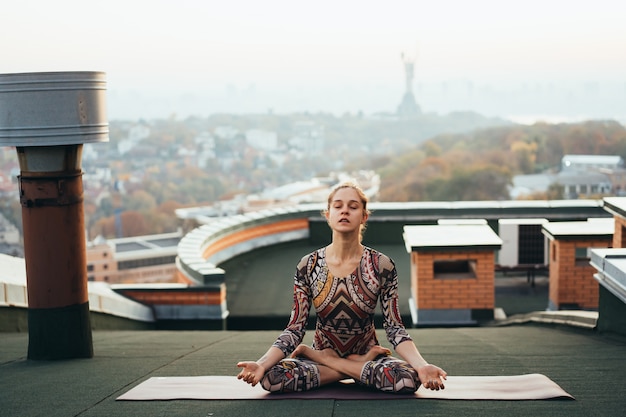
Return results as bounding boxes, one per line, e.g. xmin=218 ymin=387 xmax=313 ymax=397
xmin=1 ymin=323 xmax=625 ymax=417
xmin=3 ymin=215 xmax=625 ymax=416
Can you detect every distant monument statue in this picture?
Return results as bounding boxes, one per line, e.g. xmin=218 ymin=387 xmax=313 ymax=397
xmin=396 ymin=52 xmax=421 ymax=118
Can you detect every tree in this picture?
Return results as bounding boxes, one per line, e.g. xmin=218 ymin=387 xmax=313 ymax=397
xmin=90 ymin=216 xmax=116 ymax=239
xmin=120 ymin=211 xmax=149 ymax=237
xmin=125 ymin=190 xmax=157 ymax=212
xmin=510 ymin=140 xmax=537 ymax=174
xmin=424 ymin=164 xmax=511 ymax=201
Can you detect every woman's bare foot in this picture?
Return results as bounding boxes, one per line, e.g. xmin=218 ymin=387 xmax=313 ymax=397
xmin=347 ymin=345 xmax=391 ymax=362
xmin=291 ymin=344 xmax=340 ymax=366
xmin=291 ymin=344 xmax=381 ymax=382
xmin=293 ymin=344 xmax=391 ymax=364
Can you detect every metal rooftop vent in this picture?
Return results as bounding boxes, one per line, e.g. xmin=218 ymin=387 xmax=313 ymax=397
xmin=0 ymin=71 xmax=109 ymax=360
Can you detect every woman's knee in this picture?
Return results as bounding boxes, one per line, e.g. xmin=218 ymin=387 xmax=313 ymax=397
xmin=260 ymin=359 xmax=320 ymax=393
xmin=260 ymin=366 xmax=289 ymax=392
xmin=361 ymin=360 xmax=419 ymax=394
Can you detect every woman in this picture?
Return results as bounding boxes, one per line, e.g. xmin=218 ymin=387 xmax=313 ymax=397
xmin=237 ymin=182 xmax=447 ymax=393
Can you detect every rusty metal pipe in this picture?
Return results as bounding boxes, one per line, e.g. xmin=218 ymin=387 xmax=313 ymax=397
xmin=18 ymin=146 xmax=92 ymax=358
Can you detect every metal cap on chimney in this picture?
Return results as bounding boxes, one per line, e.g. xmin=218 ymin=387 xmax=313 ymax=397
xmin=0 ymin=71 xmax=109 ymax=147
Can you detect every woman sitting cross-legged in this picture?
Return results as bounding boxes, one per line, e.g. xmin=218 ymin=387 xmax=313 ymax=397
xmin=236 ymin=182 xmax=447 ymax=394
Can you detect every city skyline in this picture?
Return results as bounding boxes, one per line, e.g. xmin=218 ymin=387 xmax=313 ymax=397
xmin=2 ymin=0 xmax=625 ymax=122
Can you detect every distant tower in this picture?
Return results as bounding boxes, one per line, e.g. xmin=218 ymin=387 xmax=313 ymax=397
xmin=396 ymin=52 xmax=421 ymax=118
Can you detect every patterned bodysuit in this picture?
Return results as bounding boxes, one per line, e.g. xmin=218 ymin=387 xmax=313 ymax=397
xmin=261 ymin=246 xmax=420 ymax=394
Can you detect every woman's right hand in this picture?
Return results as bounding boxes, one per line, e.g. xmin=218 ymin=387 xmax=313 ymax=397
xmin=236 ymin=361 xmax=266 ymax=386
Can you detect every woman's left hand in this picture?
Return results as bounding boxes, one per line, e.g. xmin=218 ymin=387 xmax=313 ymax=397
xmin=417 ymin=364 xmax=447 ymax=390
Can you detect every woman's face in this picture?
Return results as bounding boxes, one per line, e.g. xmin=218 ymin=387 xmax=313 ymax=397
xmin=326 ymin=187 xmax=368 ymax=233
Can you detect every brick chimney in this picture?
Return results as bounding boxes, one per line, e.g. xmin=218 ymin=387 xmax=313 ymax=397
xmin=403 ymin=221 xmax=502 ymax=326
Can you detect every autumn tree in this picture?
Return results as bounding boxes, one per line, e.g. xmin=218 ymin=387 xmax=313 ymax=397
xmin=424 ymin=164 xmax=511 ymax=201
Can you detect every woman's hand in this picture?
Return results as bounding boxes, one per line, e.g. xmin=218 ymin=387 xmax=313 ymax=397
xmin=236 ymin=361 xmax=266 ymax=387
xmin=416 ymin=364 xmax=447 ymax=391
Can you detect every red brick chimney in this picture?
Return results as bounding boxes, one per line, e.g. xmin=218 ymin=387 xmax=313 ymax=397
xmin=403 ymin=221 xmax=502 ymax=326
xmin=542 ymin=218 xmax=613 ymax=310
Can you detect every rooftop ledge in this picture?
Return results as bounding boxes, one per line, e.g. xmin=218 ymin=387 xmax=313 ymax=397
xmin=590 ymin=248 xmax=626 ymax=305
xmin=496 ymin=310 xmax=598 ymax=329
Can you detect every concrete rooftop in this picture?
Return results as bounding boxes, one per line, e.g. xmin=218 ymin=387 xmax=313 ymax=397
xmin=3 ymin=221 xmax=626 ymax=416
xmin=1 ymin=324 xmax=625 ymax=417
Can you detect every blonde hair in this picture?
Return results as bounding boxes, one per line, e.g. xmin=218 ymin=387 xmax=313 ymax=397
xmin=324 ymin=181 xmax=370 ymax=239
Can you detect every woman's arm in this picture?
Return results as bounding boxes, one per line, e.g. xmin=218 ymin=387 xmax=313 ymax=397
xmin=377 ymin=254 xmax=414 ymax=347
xmin=376 ymin=253 xmax=447 ymax=390
xmin=237 ymin=254 xmax=313 ymax=386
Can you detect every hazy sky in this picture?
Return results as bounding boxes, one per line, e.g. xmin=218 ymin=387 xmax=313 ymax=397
xmin=2 ymin=0 xmax=625 ymax=122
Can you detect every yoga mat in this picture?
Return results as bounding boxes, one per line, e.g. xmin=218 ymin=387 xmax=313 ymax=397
xmin=117 ymin=374 xmax=574 ymax=401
